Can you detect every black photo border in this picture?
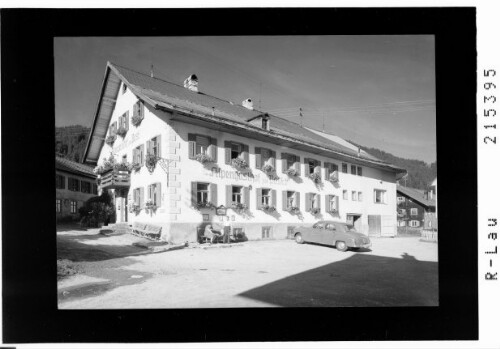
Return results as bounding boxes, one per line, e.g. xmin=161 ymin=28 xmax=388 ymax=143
xmin=1 ymin=7 xmax=477 ymax=343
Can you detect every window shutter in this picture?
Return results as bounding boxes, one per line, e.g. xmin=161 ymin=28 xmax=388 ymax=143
xmin=357 ymin=166 xmax=362 ymax=176
xmin=295 ymin=192 xmax=301 ymax=210
xmin=209 ymin=183 xmax=217 ymax=206
xmin=373 ymin=190 xmax=376 ymax=203
xmin=224 ymin=141 xmax=231 ymax=164
xmin=316 ymin=194 xmax=321 ymax=210
xmin=132 ymin=148 xmax=137 ymax=164
xmin=125 ymin=111 xmax=129 ymax=131
xmin=305 ymin=193 xmax=311 ymax=211
xmin=243 ymin=186 xmax=250 ymax=208
xmin=282 ymin=191 xmax=287 ymax=211
xmin=140 ymin=101 xmax=144 ymax=117
xmin=140 ymin=144 xmax=144 ymax=165
xmin=255 ymin=147 xmax=262 ymax=169
xmin=335 ymin=196 xmax=339 ymax=211
xmin=148 ymin=184 xmax=152 ymax=200
xmin=325 ymin=194 xmax=330 ymax=211
xmin=270 ymin=150 xmax=276 ymax=168
xmin=139 ymin=187 xmax=144 ymax=207
xmin=294 ymin=156 xmax=301 ymax=175
xmin=226 ymin=185 xmax=232 ymax=206
xmin=156 ymin=183 xmax=162 ymax=207
xmin=256 ymin=188 xmax=262 ymax=209
xmin=133 ymin=102 xmax=138 ymax=117
xmin=242 ymin=144 xmax=249 ymax=164
xmin=191 ymin=182 xmax=197 ymax=206
xmin=314 ymin=164 xmax=321 ymax=179
xmin=271 ymin=189 xmax=277 ymax=208
xmin=324 ymin=162 xmax=331 ymax=179
xmin=146 ymin=140 xmax=151 ymax=155
xmin=280 ymin=153 xmax=287 ymax=173
xmin=188 ymin=134 xmax=196 ymax=159
xmin=156 ymin=135 xmax=162 ymax=157
xmin=209 ymin=137 xmax=218 ymax=162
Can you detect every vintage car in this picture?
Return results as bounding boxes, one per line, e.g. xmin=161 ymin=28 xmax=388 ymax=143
xmin=294 ymin=220 xmax=371 ymax=252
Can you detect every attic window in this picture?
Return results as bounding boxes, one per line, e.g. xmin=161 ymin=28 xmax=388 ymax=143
xmin=122 ymin=83 xmax=127 ymax=94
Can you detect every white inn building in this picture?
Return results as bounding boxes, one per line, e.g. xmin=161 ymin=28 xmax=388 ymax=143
xmin=83 ymin=62 xmax=406 ymax=243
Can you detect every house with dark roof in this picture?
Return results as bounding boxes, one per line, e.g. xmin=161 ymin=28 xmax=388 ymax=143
xmin=56 ymin=156 xmax=98 ymax=221
xmin=396 ymin=184 xmax=437 ymax=233
xmin=83 ymin=62 xmax=406 ymax=242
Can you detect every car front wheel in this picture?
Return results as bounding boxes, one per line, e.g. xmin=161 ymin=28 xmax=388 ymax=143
xmin=295 ymin=233 xmax=304 ymax=244
xmin=335 ymin=241 xmax=348 ymax=252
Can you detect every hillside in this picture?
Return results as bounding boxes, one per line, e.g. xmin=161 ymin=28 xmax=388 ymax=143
xmin=55 ymin=125 xmax=90 ymax=163
xmin=350 ymin=142 xmax=437 ymax=190
xmin=54 ymin=125 xmax=436 ymax=189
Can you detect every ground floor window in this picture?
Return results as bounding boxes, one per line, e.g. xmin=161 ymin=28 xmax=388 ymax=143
xmin=56 ymin=199 xmax=62 ymax=213
xmin=70 ymin=200 xmax=77 ymax=214
xmin=398 ymin=220 xmax=406 ymax=227
xmin=262 ymin=226 xmax=273 ymax=239
xmin=374 ymin=189 xmax=387 ymax=204
xmin=148 ymin=183 xmax=162 ymax=207
xmin=409 ymin=220 xmax=420 ymax=227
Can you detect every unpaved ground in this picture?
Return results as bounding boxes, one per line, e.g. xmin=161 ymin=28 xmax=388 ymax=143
xmin=58 ymin=226 xmax=438 ymax=308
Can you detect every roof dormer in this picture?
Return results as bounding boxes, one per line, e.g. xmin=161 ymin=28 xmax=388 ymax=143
xmin=248 ymin=113 xmax=270 ymax=131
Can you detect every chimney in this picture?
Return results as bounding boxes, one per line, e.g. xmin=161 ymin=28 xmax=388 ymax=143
xmin=242 ymin=98 xmax=253 ymax=110
xmin=183 ymin=74 xmax=198 ymax=92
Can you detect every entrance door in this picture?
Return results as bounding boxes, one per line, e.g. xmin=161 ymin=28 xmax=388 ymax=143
xmin=347 ymin=214 xmax=362 ymax=232
xmin=117 ymin=189 xmax=128 ymax=223
xmin=368 ymin=215 xmax=381 ymax=237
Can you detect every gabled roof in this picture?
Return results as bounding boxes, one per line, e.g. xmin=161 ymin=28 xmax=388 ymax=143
xmin=397 ymin=185 xmax=436 ymax=208
xmin=56 ymin=156 xmax=96 ymax=178
xmin=83 ymin=62 xmax=406 ymax=175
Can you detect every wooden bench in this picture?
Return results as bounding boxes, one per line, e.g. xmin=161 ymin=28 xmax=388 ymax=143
xmin=132 ymin=222 xmax=162 ymax=240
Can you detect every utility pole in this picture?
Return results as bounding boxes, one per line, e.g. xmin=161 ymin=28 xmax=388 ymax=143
xmin=299 ymin=107 xmax=303 ymax=127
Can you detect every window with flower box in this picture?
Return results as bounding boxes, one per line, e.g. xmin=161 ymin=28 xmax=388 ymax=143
xmin=81 ymin=181 xmax=91 ymax=194
xmin=56 ymin=199 xmax=62 ymax=213
xmin=305 ymin=158 xmax=321 ymax=176
xmin=325 ymin=195 xmax=339 ymax=213
xmin=255 ymin=147 xmax=276 ymax=171
xmin=56 ymin=174 xmax=65 ymax=189
xmin=118 ymin=112 xmax=129 ymax=136
xmin=282 ymin=191 xmax=300 ymax=212
xmin=191 ymin=182 xmax=217 ymax=208
xmin=68 ymin=178 xmax=80 ymax=192
xmin=188 ymin=134 xmax=217 ymax=163
xmin=324 ymin=162 xmax=339 ymax=182
xmin=280 ymin=153 xmax=300 ymax=175
xmin=147 ymin=135 xmax=161 ymax=158
xmin=110 ymin=121 xmax=117 ymax=136
xmin=224 ymin=141 xmax=249 ymax=167
xmin=133 ymin=187 xmax=144 ymax=207
xmin=409 ymin=220 xmax=420 ymax=227
xmin=226 ymin=185 xmax=249 ymax=209
xmin=256 ymin=188 xmax=277 ymax=210
xmin=133 ymin=145 xmax=144 ymax=167
xmin=70 ymin=200 xmax=77 ymax=214
xmin=147 ymin=183 xmax=162 ymax=208
xmin=131 ymin=100 xmax=145 ymax=126
xmin=305 ymin=193 xmax=321 ymax=213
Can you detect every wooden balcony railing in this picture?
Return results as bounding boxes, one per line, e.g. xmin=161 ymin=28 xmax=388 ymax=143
xmin=99 ymin=169 xmax=130 ymax=189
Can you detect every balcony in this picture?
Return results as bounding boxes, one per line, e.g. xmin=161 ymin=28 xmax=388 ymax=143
xmin=99 ymin=169 xmax=130 ymax=190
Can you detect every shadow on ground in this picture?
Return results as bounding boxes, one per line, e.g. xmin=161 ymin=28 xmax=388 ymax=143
xmin=238 ymin=252 xmax=438 ymax=307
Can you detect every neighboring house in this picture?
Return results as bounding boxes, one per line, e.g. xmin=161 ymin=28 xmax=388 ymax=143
xmin=396 ymin=184 xmax=437 ymax=233
xmin=83 ymin=62 xmax=406 ymax=243
xmin=56 ymin=156 xmax=98 ymax=221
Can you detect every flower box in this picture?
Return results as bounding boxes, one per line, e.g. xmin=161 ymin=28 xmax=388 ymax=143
xmin=131 ymin=114 xmax=144 ymax=127
xmin=261 ymin=204 xmax=276 ymax=212
xmin=287 ymin=206 xmax=300 ymax=214
xmin=105 ymin=134 xmax=116 ymax=146
xmin=307 ymin=172 xmax=321 ymax=183
xmin=231 ymin=202 xmax=248 ymax=211
xmin=131 ymin=162 xmax=142 ymax=172
xmin=327 ymin=209 xmax=338 ymax=214
xmin=117 ymin=126 xmax=128 ymax=137
xmin=329 ymin=171 xmax=339 ymax=183
xmin=309 ymin=207 xmax=320 ymax=215
xmin=285 ymin=168 xmax=299 ymax=177
xmin=195 ymin=201 xmax=215 ymax=210
xmin=145 ymin=200 xmax=156 ymax=210
xmin=129 ymin=204 xmax=141 ymax=214
xmin=195 ymin=153 xmax=214 ymax=164
xmin=113 ymin=162 xmax=132 ymax=172
xmin=262 ymin=164 xmax=275 ymax=174
xmin=145 ymin=154 xmax=158 ymax=172
xmin=231 ymin=157 xmax=249 ymax=170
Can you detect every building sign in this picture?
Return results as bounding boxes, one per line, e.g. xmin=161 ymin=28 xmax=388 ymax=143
xmin=209 ymin=167 xmax=290 ymax=186
xmin=215 ymin=205 xmax=227 ymax=216
xmin=113 ymin=132 xmax=141 ymax=153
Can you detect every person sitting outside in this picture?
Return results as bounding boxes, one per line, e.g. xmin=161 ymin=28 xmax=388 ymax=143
xmin=204 ymin=224 xmax=222 ymax=244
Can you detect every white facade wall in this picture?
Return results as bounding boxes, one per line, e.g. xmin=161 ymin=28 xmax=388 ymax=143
xmin=95 ymin=85 xmax=398 ymax=242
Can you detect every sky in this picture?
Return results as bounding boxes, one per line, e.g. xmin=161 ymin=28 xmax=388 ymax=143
xmin=54 ymin=36 xmax=436 ymax=163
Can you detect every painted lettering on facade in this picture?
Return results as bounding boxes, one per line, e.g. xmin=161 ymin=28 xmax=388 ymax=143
xmin=113 ymin=132 xmax=141 ymax=153
xmin=209 ymin=167 xmax=290 ymax=186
